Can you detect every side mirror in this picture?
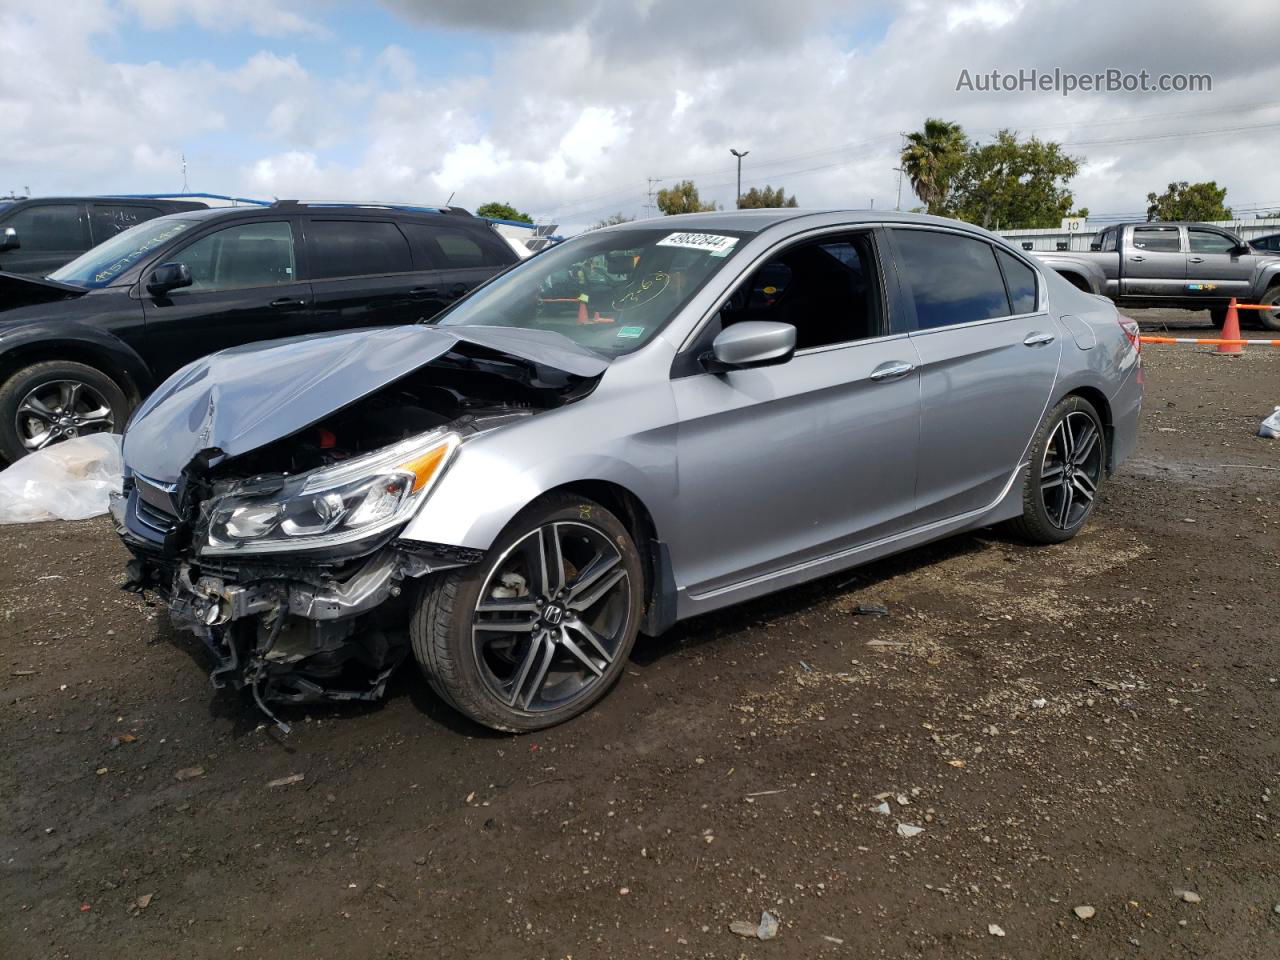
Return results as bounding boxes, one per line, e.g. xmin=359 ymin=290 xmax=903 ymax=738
xmin=146 ymin=262 xmax=192 ymax=296
xmin=705 ymin=321 xmax=796 ymax=371
xmin=1233 ymin=243 xmax=1252 ymax=256
xmin=0 ymin=227 xmax=19 ymax=252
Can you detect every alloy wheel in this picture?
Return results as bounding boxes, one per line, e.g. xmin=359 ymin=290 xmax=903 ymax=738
xmin=1040 ymin=410 xmax=1104 ymax=530
xmin=16 ymin=379 xmax=116 ymax=451
xmin=471 ymin=521 xmax=631 ymax=713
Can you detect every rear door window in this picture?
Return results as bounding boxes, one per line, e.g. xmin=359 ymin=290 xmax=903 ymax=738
xmin=90 ymin=204 xmax=162 ymax=243
xmin=891 ymin=229 xmax=1012 ymax=330
xmin=4 ymin=203 xmax=87 ymax=251
xmin=307 ymin=220 xmax=413 ymax=279
xmin=1131 ymin=226 xmax=1181 ymax=253
xmin=995 ymin=248 xmax=1039 ymax=314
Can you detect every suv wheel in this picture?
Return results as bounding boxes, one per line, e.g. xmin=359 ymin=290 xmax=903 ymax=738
xmin=1005 ymin=395 xmax=1106 ymax=545
xmin=411 ymin=493 xmax=644 ymax=732
xmin=0 ymin=361 xmax=129 ymax=462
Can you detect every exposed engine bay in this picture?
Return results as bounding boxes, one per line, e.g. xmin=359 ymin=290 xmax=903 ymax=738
xmin=111 ymin=333 xmax=604 ymax=730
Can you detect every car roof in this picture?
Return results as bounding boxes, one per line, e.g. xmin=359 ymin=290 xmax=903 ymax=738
xmin=149 ymin=204 xmax=476 ymax=224
xmin=605 ymin=208 xmax=1011 ymax=239
xmin=8 ymin=196 xmax=204 ymax=205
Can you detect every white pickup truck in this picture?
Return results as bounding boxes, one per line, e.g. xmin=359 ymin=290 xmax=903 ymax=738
xmin=1030 ymin=221 xmax=1280 ymax=330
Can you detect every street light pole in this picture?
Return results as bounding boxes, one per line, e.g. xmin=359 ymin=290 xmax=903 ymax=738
xmin=729 ymin=148 xmax=749 ymax=209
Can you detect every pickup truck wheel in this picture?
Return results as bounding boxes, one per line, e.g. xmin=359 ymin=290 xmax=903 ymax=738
xmin=1258 ymin=286 xmax=1280 ymax=332
xmin=410 ymin=493 xmax=644 ymax=732
xmin=1209 ymin=307 xmax=1227 ymax=330
xmin=0 ymin=361 xmax=129 ymax=463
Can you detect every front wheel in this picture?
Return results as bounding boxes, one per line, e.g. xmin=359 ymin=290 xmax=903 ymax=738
xmin=1005 ymin=395 xmax=1106 ymax=545
xmin=411 ymin=493 xmax=644 ymax=732
xmin=1257 ymin=286 xmax=1280 ymax=332
xmin=0 ymin=360 xmax=130 ymax=463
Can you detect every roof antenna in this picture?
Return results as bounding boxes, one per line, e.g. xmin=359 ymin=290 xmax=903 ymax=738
xmin=445 ymin=191 xmax=455 ymax=206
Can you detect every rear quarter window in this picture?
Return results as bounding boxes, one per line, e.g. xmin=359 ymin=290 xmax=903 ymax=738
xmin=405 ymin=223 xmax=516 ymax=270
xmin=996 ymin=248 xmax=1039 ymax=314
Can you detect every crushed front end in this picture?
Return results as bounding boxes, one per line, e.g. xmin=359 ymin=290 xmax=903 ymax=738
xmin=109 ymin=325 xmax=606 ymax=729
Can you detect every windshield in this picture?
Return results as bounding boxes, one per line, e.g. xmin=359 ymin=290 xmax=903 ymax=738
xmin=433 ymin=226 xmax=747 ymax=353
xmin=49 ymin=217 xmax=196 ymax=288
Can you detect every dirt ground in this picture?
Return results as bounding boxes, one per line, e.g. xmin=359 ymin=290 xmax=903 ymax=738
xmin=2 ymin=308 xmax=1278 ymax=959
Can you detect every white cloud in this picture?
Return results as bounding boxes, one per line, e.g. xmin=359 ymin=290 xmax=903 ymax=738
xmin=6 ymin=0 xmax=1280 ymax=230
xmin=121 ymin=0 xmax=325 ymax=37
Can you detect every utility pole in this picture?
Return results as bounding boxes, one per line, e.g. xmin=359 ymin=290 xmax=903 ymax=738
xmin=181 ymin=153 xmax=188 ymax=194
xmin=645 ymin=177 xmax=661 ymax=217
xmin=729 ymin=148 xmax=749 ymax=209
xmin=894 ymin=132 xmax=906 ymax=211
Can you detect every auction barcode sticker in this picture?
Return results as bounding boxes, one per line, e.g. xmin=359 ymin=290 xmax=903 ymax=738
xmin=656 ymin=233 xmax=739 ymax=256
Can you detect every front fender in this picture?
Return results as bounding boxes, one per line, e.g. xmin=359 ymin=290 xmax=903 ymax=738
xmin=0 ymin=321 xmax=154 ymax=395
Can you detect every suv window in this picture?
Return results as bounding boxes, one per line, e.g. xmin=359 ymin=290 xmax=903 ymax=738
xmin=1099 ymin=229 xmax=1118 ymax=252
xmin=891 ymin=229 xmax=1010 ymax=330
xmin=996 ymin=248 xmax=1038 ymax=314
xmin=719 ymin=232 xmax=883 ymax=349
xmin=307 ymin=220 xmax=412 ymax=279
xmin=1188 ymin=229 xmax=1236 ymax=255
xmin=90 ymin=204 xmax=162 ymax=243
xmin=406 ymin=223 xmax=514 ymax=269
xmin=4 ymin=203 xmax=86 ymax=252
xmin=174 ymin=221 xmax=296 ymax=292
xmin=1257 ymin=235 xmax=1280 ymax=252
xmin=1131 ymin=226 xmax=1181 ymax=253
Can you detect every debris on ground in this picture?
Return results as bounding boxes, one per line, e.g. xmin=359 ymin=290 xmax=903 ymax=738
xmin=266 ymin=773 xmax=305 ymax=788
xmin=0 ymin=434 xmax=122 ymax=523
xmin=896 ymin=823 xmax=924 ymax=838
xmin=853 ymin=603 xmax=890 ymax=617
xmin=1073 ymin=905 xmax=1096 ymax=920
xmin=1177 ymin=890 xmax=1202 ymax=903
xmin=988 ymin=923 xmax=1006 ymax=937
xmin=729 ymin=911 xmax=779 ymax=940
xmin=1258 ymin=406 xmax=1280 ymax=438
xmin=174 ymin=767 xmax=205 ymax=782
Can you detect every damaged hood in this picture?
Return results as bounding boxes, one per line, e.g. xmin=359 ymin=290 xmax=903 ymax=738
xmin=123 ymin=324 xmax=609 ymax=483
xmin=0 ymin=271 xmax=88 ymax=310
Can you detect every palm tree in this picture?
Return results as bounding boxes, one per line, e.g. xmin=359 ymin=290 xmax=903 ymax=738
xmin=900 ymin=119 xmax=968 ymax=216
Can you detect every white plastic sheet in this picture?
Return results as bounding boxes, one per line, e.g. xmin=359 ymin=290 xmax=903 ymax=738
xmin=0 ymin=433 xmax=123 ymax=524
xmin=1260 ymin=406 xmax=1280 ymax=439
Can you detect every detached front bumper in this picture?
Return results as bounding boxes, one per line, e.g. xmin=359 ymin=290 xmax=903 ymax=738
xmin=110 ymin=488 xmax=480 ymax=725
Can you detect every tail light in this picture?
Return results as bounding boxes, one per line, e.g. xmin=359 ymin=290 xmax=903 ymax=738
xmin=1117 ymin=313 xmax=1141 ymax=352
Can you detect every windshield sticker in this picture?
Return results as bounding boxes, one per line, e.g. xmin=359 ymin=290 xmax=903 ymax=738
xmin=656 ymin=233 xmax=738 ymax=257
xmin=616 ymin=326 xmax=646 ymax=339
xmin=612 ymin=271 xmax=669 ymax=310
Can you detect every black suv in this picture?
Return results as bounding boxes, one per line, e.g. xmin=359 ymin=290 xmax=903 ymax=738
xmin=0 ymin=201 xmax=519 ymax=461
xmin=0 ymin=196 xmax=209 ymax=277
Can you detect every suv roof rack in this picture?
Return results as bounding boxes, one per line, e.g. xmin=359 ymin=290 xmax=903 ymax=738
xmin=269 ymin=200 xmax=473 ymax=216
xmin=107 ymin=192 xmax=271 ymax=206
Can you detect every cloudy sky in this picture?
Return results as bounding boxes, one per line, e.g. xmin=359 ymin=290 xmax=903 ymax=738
xmin=4 ymin=0 xmax=1279 ymax=231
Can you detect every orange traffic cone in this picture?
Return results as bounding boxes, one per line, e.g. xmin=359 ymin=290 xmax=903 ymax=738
xmin=577 ymin=298 xmax=588 ymax=324
xmin=1217 ymin=298 xmax=1243 ymax=355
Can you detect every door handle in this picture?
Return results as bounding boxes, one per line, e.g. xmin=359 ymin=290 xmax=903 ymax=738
xmin=1129 ymin=255 xmax=1146 ymax=262
xmin=1023 ymin=331 xmax=1056 ymax=346
xmin=269 ymin=297 xmax=305 ymax=309
xmin=1188 ymin=256 xmax=1204 ymax=263
xmin=408 ymin=286 xmax=439 ymax=298
xmin=869 ymin=360 xmax=914 ymax=382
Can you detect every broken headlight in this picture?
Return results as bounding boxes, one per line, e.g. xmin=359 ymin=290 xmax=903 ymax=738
xmin=201 ymin=431 xmax=459 ymax=556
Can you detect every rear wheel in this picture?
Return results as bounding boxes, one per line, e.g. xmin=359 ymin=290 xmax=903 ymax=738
xmin=0 ymin=360 xmax=129 ymax=463
xmin=411 ymin=493 xmax=644 ymax=732
xmin=1005 ymin=395 xmax=1106 ymax=545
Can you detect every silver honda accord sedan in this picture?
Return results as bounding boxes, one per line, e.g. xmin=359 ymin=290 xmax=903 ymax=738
xmin=112 ymin=210 xmax=1142 ymax=732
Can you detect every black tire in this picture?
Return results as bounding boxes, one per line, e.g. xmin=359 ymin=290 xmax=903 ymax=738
xmin=0 ymin=360 xmax=130 ymax=463
xmin=411 ymin=492 xmax=644 ymax=732
xmin=1209 ymin=307 xmax=1228 ymax=330
xmin=1257 ymin=285 xmax=1280 ymax=333
xmin=1005 ymin=395 xmax=1106 ymax=545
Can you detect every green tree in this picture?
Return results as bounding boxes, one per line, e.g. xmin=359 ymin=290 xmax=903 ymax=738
xmin=475 ymin=201 xmax=532 ymax=223
xmin=900 ymin=118 xmax=968 ymax=215
xmin=1145 ymin=181 xmax=1231 ymax=222
xmin=950 ymin=131 xmax=1081 ymax=229
xmin=656 ymin=180 xmax=717 ymax=215
xmin=738 ymin=185 xmax=799 ymax=209
xmin=591 ymin=212 xmax=635 ymax=229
